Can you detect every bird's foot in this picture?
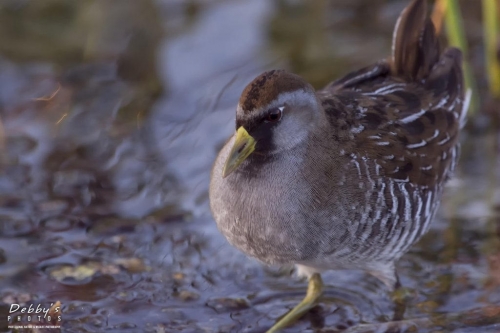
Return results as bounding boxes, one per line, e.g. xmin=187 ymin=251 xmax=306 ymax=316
xmin=266 ymin=273 xmax=323 ymax=333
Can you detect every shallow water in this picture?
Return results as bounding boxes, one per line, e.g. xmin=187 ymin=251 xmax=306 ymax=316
xmin=0 ymin=0 xmax=499 ymax=332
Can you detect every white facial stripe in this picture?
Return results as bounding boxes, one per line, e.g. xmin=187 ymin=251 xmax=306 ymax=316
xmin=270 ymin=90 xmax=318 ymax=111
xmin=236 ymin=89 xmax=318 ymax=120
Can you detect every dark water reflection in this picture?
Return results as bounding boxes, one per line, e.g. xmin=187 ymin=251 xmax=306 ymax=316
xmin=0 ymin=0 xmax=499 ymax=332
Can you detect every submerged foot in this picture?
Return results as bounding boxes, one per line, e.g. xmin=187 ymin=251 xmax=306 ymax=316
xmin=391 ymin=286 xmax=416 ymax=321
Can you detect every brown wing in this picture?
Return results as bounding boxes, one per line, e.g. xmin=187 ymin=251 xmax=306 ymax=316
xmin=319 ymin=0 xmax=466 ymax=189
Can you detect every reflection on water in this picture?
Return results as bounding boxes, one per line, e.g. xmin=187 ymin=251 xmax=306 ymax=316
xmin=0 ymin=0 xmax=499 ymax=332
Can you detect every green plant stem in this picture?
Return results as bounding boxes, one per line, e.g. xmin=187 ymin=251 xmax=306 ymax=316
xmin=482 ymin=0 xmax=500 ymax=98
xmin=445 ymin=0 xmax=480 ymax=115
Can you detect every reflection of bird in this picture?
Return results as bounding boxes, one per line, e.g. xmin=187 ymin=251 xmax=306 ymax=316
xmin=209 ymin=0 xmax=469 ymax=331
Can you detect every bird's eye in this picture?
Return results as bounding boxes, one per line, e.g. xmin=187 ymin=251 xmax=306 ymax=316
xmin=264 ymin=107 xmax=283 ymax=123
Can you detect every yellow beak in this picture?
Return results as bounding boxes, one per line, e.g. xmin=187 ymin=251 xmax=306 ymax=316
xmin=222 ymin=126 xmax=256 ymax=178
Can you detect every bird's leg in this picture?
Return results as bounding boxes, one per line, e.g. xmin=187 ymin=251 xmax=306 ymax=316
xmin=369 ymin=267 xmax=410 ymax=321
xmin=391 ymin=273 xmax=412 ymax=321
xmin=266 ymin=273 xmax=323 ymax=333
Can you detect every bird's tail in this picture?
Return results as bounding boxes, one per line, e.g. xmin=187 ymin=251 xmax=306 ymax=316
xmin=393 ymin=0 xmax=469 ymax=127
xmin=391 ymin=0 xmax=440 ymax=81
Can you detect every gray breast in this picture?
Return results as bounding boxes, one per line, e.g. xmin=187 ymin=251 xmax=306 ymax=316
xmin=209 ymin=136 xmax=329 ymax=264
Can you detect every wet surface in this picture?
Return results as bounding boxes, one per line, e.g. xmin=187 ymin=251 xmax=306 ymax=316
xmin=0 ymin=0 xmax=499 ymax=332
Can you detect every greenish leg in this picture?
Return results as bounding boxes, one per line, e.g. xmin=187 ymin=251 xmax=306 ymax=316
xmin=266 ymin=273 xmax=323 ymax=333
xmin=391 ymin=284 xmax=413 ymax=321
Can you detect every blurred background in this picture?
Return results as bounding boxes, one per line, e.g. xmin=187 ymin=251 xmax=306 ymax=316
xmin=0 ymin=0 xmax=499 ymax=332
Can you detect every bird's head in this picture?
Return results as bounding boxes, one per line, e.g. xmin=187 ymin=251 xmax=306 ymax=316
xmin=223 ymin=70 xmax=322 ymax=178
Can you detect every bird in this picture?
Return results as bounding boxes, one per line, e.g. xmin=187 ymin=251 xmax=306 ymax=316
xmin=209 ymin=0 xmax=469 ymax=331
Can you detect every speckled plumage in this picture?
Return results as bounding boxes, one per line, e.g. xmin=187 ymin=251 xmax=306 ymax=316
xmin=209 ymin=0 xmax=468 ymax=287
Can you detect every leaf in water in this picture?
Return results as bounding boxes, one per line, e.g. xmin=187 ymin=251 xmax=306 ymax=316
xmin=49 ymin=263 xmax=99 ymax=283
xmin=114 ymin=257 xmax=149 ymax=273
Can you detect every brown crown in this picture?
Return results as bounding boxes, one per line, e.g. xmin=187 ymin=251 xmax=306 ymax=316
xmin=239 ymin=70 xmax=313 ymax=113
